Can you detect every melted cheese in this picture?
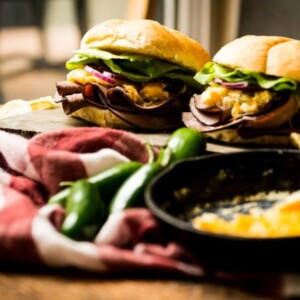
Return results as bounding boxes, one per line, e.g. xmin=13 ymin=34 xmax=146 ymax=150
xmin=200 ymin=84 xmax=273 ymax=118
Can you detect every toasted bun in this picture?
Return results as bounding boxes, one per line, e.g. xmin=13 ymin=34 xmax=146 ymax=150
xmin=213 ymin=35 xmax=300 ymax=81
xmin=71 ymin=106 xmax=183 ymax=131
xmin=205 ymin=129 xmax=293 ymax=147
xmin=80 ymin=19 xmax=210 ymax=72
xmin=71 ymin=106 xmax=134 ymax=129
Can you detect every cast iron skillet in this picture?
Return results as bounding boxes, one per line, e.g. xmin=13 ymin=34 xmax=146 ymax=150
xmin=145 ymin=149 xmax=300 ymax=272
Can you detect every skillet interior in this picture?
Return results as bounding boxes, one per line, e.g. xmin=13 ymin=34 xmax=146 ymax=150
xmin=145 ymin=149 xmax=300 ymax=271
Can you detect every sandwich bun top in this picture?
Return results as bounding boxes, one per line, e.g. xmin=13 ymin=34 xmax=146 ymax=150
xmin=80 ymin=19 xmax=210 ymax=72
xmin=213 ymin=35 xmax=300 ymax=81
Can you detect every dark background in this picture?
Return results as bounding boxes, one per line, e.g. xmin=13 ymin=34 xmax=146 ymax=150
xmin=238 ymin=0 xmax=300 ymax=39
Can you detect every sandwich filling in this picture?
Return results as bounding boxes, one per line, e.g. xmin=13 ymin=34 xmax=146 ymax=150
xmin=183 ymin=62 xmax=300 ymax=138
xmin=55 ymin=48 xmax=202 ymax=130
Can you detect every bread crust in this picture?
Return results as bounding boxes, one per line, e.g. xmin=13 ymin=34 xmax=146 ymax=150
xmin=205 ymin=129 xmax=293 ymax=147
xmin=71 ymin=106 xmax=134 ymax=129
xmin=80 ymin=19 xmax=210 ymax=72
xmin=70 ymin=105 xmax=183 ymax=131
xmin=213 ymin=35 xmax=300 ymax=81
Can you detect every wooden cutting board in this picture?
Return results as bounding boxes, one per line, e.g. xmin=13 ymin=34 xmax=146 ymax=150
xmin=0 ymin=108 xmax=246 ymax=153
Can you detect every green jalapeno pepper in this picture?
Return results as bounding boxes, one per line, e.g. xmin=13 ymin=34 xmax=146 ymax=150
xmin=88 ymin=161 xmax=142 ymax=201
xmin=62 ymin=179 xmax=105 ymax=239
xmin=109 ymin=128 xmax=206 ymax=214
xmin=109 ymin=162 xmax=162 ymax=214
xmin=48 ymin=161 xmax=142 ymax=207
xmin=157 ymin=127 xmax=206 ymax=167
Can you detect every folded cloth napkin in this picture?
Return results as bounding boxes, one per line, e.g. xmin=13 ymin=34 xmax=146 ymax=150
xmin=0 ymin=127 xmax=204 ymax=277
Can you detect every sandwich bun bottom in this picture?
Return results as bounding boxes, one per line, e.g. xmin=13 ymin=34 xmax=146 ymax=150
xmin=70 ymin=106 xmax=183 ymax=131
xmin=71 ymin=106 xmax=135 ymax=129
xmin=205 ymin=129 xmax=293 ymax=147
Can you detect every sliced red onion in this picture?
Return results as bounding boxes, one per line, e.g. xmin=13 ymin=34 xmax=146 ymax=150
xmin=103 ymin=71 xmax=128 ymax=83
xmin=214 ymin=78 xmax=249 ymax=89
xmin=85 ymin=65 xmax=115 ymax=85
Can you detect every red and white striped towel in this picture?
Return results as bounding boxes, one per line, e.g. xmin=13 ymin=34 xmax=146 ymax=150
xmin=0 ymin=127 xmax=204 ymax=277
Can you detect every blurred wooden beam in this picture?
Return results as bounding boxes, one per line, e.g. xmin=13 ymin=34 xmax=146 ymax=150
xmin=125 ymin=0 xmax=157 ymax=20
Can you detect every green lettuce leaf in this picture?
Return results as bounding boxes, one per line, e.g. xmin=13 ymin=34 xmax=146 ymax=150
xmin=65 ymin=48 xmax=202 ymax=88
xmin=66 ymin=54 xmax=99 ymax=70
xmin=195 ymin=62 xmax=299 ymax=92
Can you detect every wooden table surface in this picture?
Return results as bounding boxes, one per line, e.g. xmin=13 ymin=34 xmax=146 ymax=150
xmin=0 ymin=108 xmax=298 ymax=300
xmin=0 ymin=108 xmax=247 ymax=153
xmin=2 ymin=265 xmax=300 ymax=299
xmin=1 ymin=264 xmax=298 ymax=300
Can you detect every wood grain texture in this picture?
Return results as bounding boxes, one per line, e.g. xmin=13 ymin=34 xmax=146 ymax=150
xmin=0 ymin=269 xmax=277 ymax=300
xmin=0 ymin=108 xmax=246 ymax=153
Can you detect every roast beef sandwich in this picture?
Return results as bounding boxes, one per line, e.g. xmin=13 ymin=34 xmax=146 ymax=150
xmin=55 ymin=19 xmax=210 ymax=131
xmin=183 ymin=35 xmax=300 ymax=146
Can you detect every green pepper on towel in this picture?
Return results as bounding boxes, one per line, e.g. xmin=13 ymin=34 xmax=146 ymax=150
xmin=109 ymin=128 xmax=206 ymax=214
xmin=62 ymin=179 xmax=105 ymax=239
xmin=48 ymin=161 xmax=142 ymax=207
xmin=109 ymin=162 xmax=162 ymax=214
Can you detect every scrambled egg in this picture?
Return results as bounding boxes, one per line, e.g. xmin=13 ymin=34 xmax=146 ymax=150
xmin=67 ymin=68 xmax=113 ymax=86
xmin=122 ymin=82 xmax=169 ymax=106
xmin=199 ymin=84 xmax=273 ymax=119
xmin=140 ymin=82 xmax=169 ymax=102
xmin=68 ymin=68 xmax=171 ymax=106
xmin=122 ymin=84 xmax=140 ymax=103
xmin=192 ymin=190 xmax=300 ymax=238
